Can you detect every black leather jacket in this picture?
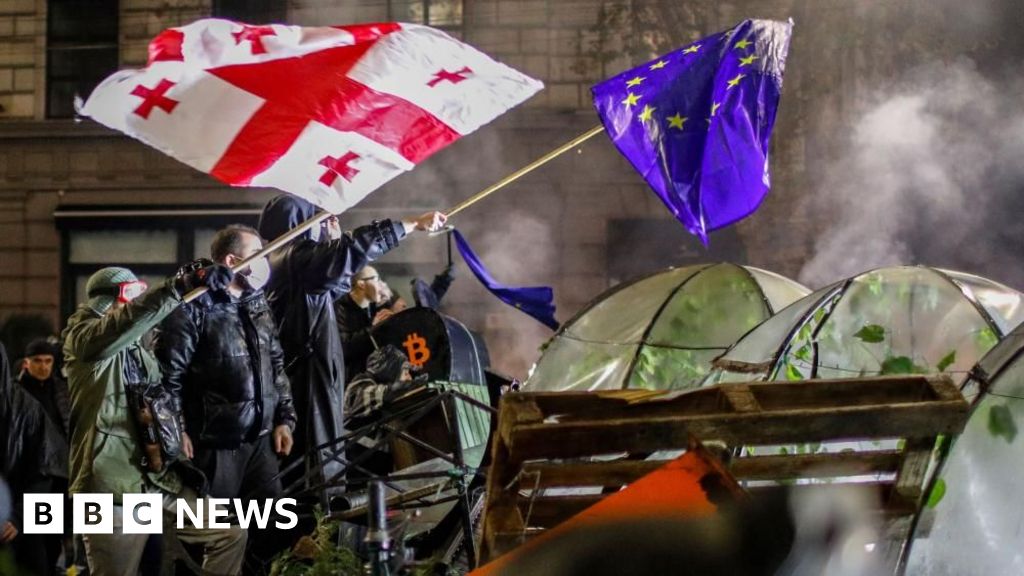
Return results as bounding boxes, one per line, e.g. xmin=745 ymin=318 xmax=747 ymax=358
xmin=155 ymin=289 xmax=297 ymax=450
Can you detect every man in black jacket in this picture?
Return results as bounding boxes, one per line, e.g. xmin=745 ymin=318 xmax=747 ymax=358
xmin=155 ymin=224 xmax=298 ymax=502
xmin=0 ymin=342 xmax=53 ymax=575
xmin=335 ymin=265 xmax=389 ymax=383
xmin=257 ymin=195 xmax=444 ymax=505
xmin=14 ymin=338 xmax=70 ymax=573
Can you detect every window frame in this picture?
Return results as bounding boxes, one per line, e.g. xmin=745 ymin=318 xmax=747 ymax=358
xmin=45 ymin=0 xmax=120 ymax=119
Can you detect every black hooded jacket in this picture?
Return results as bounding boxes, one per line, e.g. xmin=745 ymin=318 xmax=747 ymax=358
xmin=257 ymin=195 xmax=405 ymax=498
xmin=155 ymin=288 xmax=298 ymax=450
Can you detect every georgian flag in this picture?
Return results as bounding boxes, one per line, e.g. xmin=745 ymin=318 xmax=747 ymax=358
xmin=81 ymin=19 xmax=543 ymax=213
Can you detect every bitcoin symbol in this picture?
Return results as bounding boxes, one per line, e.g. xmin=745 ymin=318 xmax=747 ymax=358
xmin=403 ymin=332 xmax=431 ymax=367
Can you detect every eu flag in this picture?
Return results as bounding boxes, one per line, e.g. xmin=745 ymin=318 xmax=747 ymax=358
xmin=452 ymin=230 xmax=559 ymax=330
xmin=592 ymin=19 xmax=793 ymax=243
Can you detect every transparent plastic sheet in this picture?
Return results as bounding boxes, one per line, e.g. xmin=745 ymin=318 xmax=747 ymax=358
xmin=941 ymin=269 xmax=1024 ymax=336
xmin=800 ymin=269 xmax=996 ymax=383
xmin=627 ymin=346 xmax=723 ymax=391
xmin=647 ymin=263 xmax=771 ymax=349
xmin=905 ymin=389 xmax=1024 ymax=573
xmin=527 ymin=336 xmax=638 ymax=391
xmin=703 ymin=282 xmax=843 ymax=383
xmin=745 ymin=265 xmax=812 ymax=313
xmin=564 ymin=266 xmax=702 ymax=342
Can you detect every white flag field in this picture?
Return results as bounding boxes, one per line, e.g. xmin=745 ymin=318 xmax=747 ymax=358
xmin=81 ymin=19 xmax=543 ymax=213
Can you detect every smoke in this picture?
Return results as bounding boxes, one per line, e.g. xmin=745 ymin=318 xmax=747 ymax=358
xmin=798 ymin=57 xmax=1024 ymax=288
xmin=454 ymin=208 xmax=559 ymax=377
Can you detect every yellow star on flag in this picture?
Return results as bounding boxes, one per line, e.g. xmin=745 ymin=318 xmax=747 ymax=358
xmin=734 ymin=38 xmax=752 ymax=50
xmin=622 ymin=92 xmax=641 ymax=108
xmin=682 ymin=44 xmax=701 ymax=55
xmin=739 ymin=54 xmax=759 ymax=67
xmin=626 ymin=76 xmax=645 ymax=87
xmin=727 ymin=73 xmax=745 ymax=89
xmin=649 ymin=60 xmax=668 ymax=70
xmin=710 ymin=101 xmax=721 ymax=117
xmin=667 ymin=113 xmax=687 ymax=130
xmin=638 ymin=104 xmax=656 ymax=122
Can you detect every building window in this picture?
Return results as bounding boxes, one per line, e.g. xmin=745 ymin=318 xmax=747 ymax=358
xmin=55 ymin=206 xmax=261 ymax=321
xmin=389 ymin=0 xmax=464 ymax=29
xmin=213 ymin=0 xmax=287 ymax=23
xmin=46 ymin=0 xmax=119 ymax=119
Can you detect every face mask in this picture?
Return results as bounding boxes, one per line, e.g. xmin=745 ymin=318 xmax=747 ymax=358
xmin=243 ymin=257 xmax=271 ymax=291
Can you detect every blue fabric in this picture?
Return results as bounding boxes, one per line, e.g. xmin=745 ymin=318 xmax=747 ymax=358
xmin=452 ymin=230 xmax=559 ymax=330
xmin=592 ymin=19 xmax=793 ymax=244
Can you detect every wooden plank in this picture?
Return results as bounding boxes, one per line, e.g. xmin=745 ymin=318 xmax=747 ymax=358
xmin=731 ymin=450 xmax=903 ymax=480
xmin=518 ymin=450 xmax=903 ymax=489
xmin=505 ymin=401 xmax=968 ymax=461
xmin=744 ymin=377 xmax=938 ymax=410
xmin=518 ymin=494 xmax=604 ymax=529
xmin=926 ymin=376 xmax=963 ymax=402
xmin=481 ymin=501 xmax=527 ymax=563
xmin=890 ymin=437 xmax=936 ymax=507
xmin=724 ymin=385 xmax=761 ymax=413
xmin=510 ymin=377 xmax=958 ymax=426
xmin=521 ymin=460 xmax=666 ymax=489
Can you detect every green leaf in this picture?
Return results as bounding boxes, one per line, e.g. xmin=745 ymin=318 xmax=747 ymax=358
xmin=785 ymin=362 xmax=804 ymax=381
xmin=854 ymin=324 xmax=886 ymax=343
xmin=977 ymin=327 xmax=999 ymax=352
xmin=926 ymin=478 xmax=947 ymax=509
xmin=813 ymin=306 xmax=826 ymax=325
xmin=881 ymin=356 xmax=926 ymax=375
xmin=937 ymin=350 xmax=957 ymax=372
xmin=793 ymin=345 xmax=811 ymax=362
xmin=988 ymin=404 xmax=1018 ymax=443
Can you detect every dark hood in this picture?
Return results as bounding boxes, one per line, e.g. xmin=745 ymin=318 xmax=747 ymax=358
xmin=258 ymin=194 xmax=319 ymax=242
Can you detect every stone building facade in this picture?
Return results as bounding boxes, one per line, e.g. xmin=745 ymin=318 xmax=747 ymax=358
xmin=0 ymin=0 xmax=1019 ymax=375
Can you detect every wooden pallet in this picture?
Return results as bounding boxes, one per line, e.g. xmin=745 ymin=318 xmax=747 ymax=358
xmin=480 ymin=375 xmax=969 ymax=564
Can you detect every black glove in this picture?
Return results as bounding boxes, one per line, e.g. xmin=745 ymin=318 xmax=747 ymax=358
xmin=175 ymin=264 xmax=234 ymax=294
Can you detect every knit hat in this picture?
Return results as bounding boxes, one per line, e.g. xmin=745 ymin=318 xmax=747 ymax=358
xmin=365 ymin=344 xmax=415 ymax=383
xmin=85 ymin=266 xmax=139 ymax=314
xmin=24 ymin=338 xmax=56 ymax=358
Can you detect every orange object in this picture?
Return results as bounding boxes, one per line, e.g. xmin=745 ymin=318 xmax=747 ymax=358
xmin=472 ymin=440 xmax=744 ymax=575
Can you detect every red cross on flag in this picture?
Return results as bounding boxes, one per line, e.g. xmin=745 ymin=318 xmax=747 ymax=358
xmin=81 ymin=19 xmax=543 ymax=213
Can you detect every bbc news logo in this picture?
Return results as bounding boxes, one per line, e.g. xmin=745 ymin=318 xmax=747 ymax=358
xmin=23 ymin=494 xmax=298 ymax=534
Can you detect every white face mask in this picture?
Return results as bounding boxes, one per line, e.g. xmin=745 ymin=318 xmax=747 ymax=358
xmin=243 ymin=256 xmax=271 ymax=291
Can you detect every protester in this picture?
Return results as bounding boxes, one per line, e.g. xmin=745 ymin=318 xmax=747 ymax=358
xmin=335 ymin=266 xmax=393 ymax=382
xmin=256 ymin=195 xmax=445 ymax=506
xmin=344 ymin=345 xmax=422 ymax=477
xmin=155 ymin=225 xmax=298 ymax=573
xmin=62 ymin=265 xmax=246 ymax=576
xmin=15 ymin=338 xmax=70 ymax=574
xmin=336 ymin=263 xmax=451 ymax=380
xmin=411 ymin=264 xmax=456 ymax=309
xmin=0 ymin=340 xmax=53 ymax=575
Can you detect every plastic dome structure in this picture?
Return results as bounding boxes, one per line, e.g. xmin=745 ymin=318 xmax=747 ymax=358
xmin=704 ymin=266 xmax=1024 ymax=387
xmin=903 ymin=321 xmax=1024 ymax=574
xmin=526 ymin=263 xmax=810 ymax=392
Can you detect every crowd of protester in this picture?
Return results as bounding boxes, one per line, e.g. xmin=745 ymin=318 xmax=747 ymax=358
xmin=0 ymin=194 xmax=447 ymax=575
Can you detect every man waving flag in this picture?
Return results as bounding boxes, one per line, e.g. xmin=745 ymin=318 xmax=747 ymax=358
xmin=81 ymin=19 xmax=543 ymax=213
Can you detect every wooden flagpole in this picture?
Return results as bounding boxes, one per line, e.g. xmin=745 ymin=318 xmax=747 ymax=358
xmin=182 ymin=124 xmax=605 ymax=303
xmin=444 ymin=125 xmax=604 ymax=218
